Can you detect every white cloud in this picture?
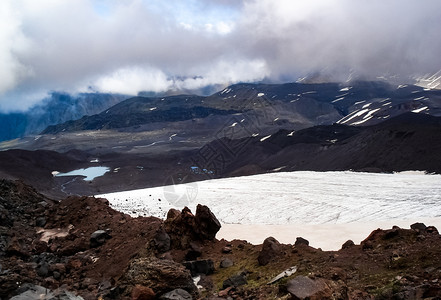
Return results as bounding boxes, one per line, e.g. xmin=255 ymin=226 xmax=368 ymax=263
xmin=1 ymin=0 xmax=441 ymax=112
xmin=0 ymin=1 xmax=32 ymax=95
xmin=174 ymin=58 xmax=269 ymax=90
xmin=92 ymin=67 xmax=172 ymax=94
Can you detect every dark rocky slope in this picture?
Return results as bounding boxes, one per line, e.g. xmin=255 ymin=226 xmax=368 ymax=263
xmin=1 ymin=179 xmax=441 ymax=299
xmin=193 ymin=112 xmax=441 ymax=178
xmin=1 ymin=113 xmax=440 ymax=199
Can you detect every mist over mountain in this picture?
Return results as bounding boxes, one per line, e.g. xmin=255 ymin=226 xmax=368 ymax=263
xmin=0 ymin=92 xmax=127 ymax=142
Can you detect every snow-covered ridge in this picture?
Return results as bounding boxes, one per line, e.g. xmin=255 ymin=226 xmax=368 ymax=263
xmin=97 ymin=171 xmax=441 ymax=225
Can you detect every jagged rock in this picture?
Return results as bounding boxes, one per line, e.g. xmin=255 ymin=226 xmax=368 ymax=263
xmin=153 ymin=226 xmax=171 ymax=253
xmin=194 ymin=204 xmax=221 ymax=240
xmin=6 ymin=237 xmax=30 ymax=257
xmin=221 ymin=246 xmax=232 ymax=254
xmin=426 ymin=226 xmax=439 ymax=234
xmin=196 ymin=274 xmax=214 ymax=290
xmin=383 ymin=228 xmax=400 ymax=239
xmin=411 ymin=223 xmax=427 ymax=232
xmin=164 ymin=206 xmax=221 ymax=249
xmin=183 ymin=259 xmax=214 ymax=276
xmin=164 ymin=207 xmax=196 ymax=248
xmin=286 ymin=276 xmax=331 ymax=300
xmin=342 ymin=240 xmax=355 ymax=249
xmin=219 ymin=258 xmax=234 ymax=268
xmin=166 ymin=208 xmax=181 ymax=220
xmin=10 ymin=284 xmax=84 ymax=300
xmin=361 ymin=240 xmax=374 ymax=250
xmin=258 ymin=237 xmax=281 ymax=266
xmin=90 ymin=230 xmax=111 ymax=248
xmin=295 ymin=237 xmax=309 ymax=246
xmin=37 ymin=262 xmax=50 ymax=277
xmin=159 ymin=288 xmax=193 ymax=300
xmin=36 ymin=217 xmax=47 ymax=227
xmin=185 ymin=242 xmax=202 ymax=261
xmin=131 ymin=285 xmax=155 ymax=300
xmin=222 ymin=274 xmax=247 ymax=289
xmin=124 ymin=257 xmax=198 ymax=297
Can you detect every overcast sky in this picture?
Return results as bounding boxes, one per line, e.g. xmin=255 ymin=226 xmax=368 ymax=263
xmin=1 ymin=0 xmax=441 ymax=112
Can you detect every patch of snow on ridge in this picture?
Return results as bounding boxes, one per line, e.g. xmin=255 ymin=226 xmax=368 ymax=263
xmin=362 ymin=103 xmax=372 ymax=109
xmin=338 ymin=109 xmax=370 ymax=124
xmin=257 ymin=93 xmax=265 ymax=97
xmin=412 ymin=106 xmax=428 ymax=113
xmin=363 ymin=108 xmax=381 ymax=119
xmin=331 ymin=97 xmax=345 ymax=103
xmin=260 ymin=135 xmax=271 ymax=142
xmin=339 ymin=87 xmax=352 ymax=92
xmin=221 ymin=88 xmax=232 ymax=94
xmin=97 ymin=171 xmax=441 ymax=226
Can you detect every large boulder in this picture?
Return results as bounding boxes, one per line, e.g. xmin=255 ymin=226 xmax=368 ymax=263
xmin=258 ymin=237 xmax=282 ymax=266
xmin=10 ymin=285 xmax=84 ymax=300
xmin=294 ymin=237 xmax=309 ymax=246
xmin=286 ymin=276 xmax=331 ymax=300
xmin=159 ymin=288 xmax=193 ymax=300
xmin=164 ymin=205 xmax=221 ymax=249
xmin=90 ymin=230 xmax=111 ymax=248
xmin=222 ymin=274 xmax=248 ymax=289
xmin=131 ymin=285 xmax=155 ymax=300
xmin=194 ymin=204 xmax=221 ymax=240
xmin=182 ymin=259 xmax=214 ymax=276
xmin=123 ymin=258 xmax=198 ymax=297
xmin=152 ymin=226 xmax=171 ymax=253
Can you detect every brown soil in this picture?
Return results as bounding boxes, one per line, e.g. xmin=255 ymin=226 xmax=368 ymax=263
xmin=1 ymin=179 xmax=440 ymax=299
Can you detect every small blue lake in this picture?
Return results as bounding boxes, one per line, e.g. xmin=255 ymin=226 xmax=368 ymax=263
xmin=53 ymin=167 xmax=110 ymax=181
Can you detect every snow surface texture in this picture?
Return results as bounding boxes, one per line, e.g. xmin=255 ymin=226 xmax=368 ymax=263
xmin=98 ymin=171 xmax=441 ymax=224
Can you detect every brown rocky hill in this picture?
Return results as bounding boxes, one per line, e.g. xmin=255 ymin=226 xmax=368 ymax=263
xmin=1 ymin=179 xmax=441 ymax=299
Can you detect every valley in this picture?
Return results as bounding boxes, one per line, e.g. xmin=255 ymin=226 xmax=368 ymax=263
xmin=1 ymin=81 xmax=441 ymax=299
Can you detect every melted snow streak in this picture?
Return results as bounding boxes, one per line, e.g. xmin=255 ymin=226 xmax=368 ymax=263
xmin=97 ymin=171 xmax=441 ymax=225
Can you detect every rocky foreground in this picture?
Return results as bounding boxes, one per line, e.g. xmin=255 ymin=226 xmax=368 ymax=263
xmin=1 ymin=179 xmax=441 ymax=300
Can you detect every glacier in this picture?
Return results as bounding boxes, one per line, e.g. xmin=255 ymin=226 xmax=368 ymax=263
xmin=97 ymin=171 xmax=441 ymax=249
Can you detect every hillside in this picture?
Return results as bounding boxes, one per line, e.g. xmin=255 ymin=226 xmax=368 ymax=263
xmin=1 ymin=179 xmax=440 ymax=299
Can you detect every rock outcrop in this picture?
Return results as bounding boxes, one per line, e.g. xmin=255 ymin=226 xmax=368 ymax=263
xmin=257 ymin=236 xmax=282 ymax=266
xmin=163 ymin=205 xmax=221 ymax=249
xmin=123 ymin=258 xmax=198 ymax=297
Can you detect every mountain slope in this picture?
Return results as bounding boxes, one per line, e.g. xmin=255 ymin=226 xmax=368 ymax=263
xmin=0 ymin=92 xmax=127 ymax=142
xmin=39 ymin=81 xmax=441 ymax=138
xmin=192 ymin=113 xmax=441 ymax=177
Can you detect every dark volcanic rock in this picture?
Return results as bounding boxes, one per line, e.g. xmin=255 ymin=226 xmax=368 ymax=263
xmin=164 ymin=205 xmax=221 ymax=249
xmin=159 ymin=288 xmax=193 ymax=300
xmin=194 ymin=204 xmax=221 ymax=240
xmin=183 ymin=259 xmax=214 ymax=276
xmin=152 ymin=226 xmax=171 ymax=253
xmin=411 ymin=222 xmax=427 ymax=232
xmin=258 ymin=237 xmax=282 ymax=266
xmin=426 ymin=226 xmax=439 ymax=234
xmin=286 ymin=276 xmax=330 ymax=300
xmin=124 ymin=257 xmax=198 ymax=297
xmin=185 ymin=242 xmax=202 ymax=261
xmin=295 ymin=237 xmax=309 ymax=246
xmin=219 ymin=258 xmax=234 ymax=268
xmin=10 ymin=285 xmax=84 ymax=300
xmin=222 ymin=274 xmax=248 ymax=289
xmin=341 ymin=240 xmax=355 ymax=249
xmin=131 ymin=285 xmax=155 ymax=300
xmin=90 ymin=230 xmax=111 ymax=248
